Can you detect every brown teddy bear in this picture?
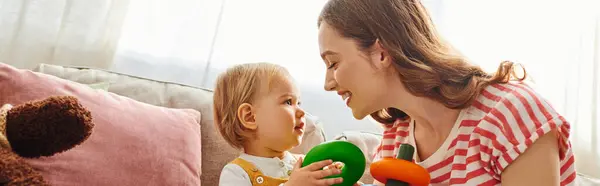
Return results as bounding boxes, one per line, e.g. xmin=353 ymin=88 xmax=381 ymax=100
xmin=0 ymin=96 xmax=94 ymax=186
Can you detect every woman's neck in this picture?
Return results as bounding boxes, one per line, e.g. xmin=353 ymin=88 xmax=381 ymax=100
xmin=400 ymin=96 xmax=461 ymax=137
xmin=243 ymin=142 xmax=286 ymax=159
xmin=383 ymin=69 xmax=461 ymax=134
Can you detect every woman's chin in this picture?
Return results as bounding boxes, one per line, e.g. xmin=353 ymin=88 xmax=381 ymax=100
xmin=351 ymin=104 xmax=383 ymax=120
xmin=351 ymin=108 xmax=370 ymax=120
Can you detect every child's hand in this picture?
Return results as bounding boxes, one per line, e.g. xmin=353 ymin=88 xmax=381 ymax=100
xmin=285 ymin=157 xmax=343 ymax=186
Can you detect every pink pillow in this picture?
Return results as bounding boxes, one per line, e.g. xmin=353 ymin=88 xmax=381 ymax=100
xmin=0 ymin=63 xmax=202 ymax=186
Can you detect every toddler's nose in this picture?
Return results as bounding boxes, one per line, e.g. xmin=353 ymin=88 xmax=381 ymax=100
xmin=296 ymin=108 xmax=305 ymax=118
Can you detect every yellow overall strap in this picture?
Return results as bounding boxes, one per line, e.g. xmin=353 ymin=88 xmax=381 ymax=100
xmin=230 ymin=158 xmax=288 ymax=185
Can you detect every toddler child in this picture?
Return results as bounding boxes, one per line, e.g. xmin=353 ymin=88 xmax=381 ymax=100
xmin=214 ymin=62 xmax=344 ymax=186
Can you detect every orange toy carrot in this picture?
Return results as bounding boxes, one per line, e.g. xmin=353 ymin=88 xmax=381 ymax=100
xmin=369 ymin=144 xmax=430 ymax=186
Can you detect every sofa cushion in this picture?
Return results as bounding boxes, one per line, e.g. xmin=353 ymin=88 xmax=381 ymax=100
xmin=34 ymin=63 xmax=236 ymax=186
xmin=85 ymin=81 xmax=110 ymax=90
xmin=33 ymin=63 xmax=327 ymax=186
xmin=0 ymin=63 xmax=202 ymax=186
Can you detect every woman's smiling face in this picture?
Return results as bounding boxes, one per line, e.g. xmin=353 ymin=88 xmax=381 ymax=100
xmin=318 ymin=22 xmax=401 ymax=120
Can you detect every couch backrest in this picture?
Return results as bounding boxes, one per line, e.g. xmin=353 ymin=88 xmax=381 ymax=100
xmin=34 ymin=63 xmax=326 ymax=186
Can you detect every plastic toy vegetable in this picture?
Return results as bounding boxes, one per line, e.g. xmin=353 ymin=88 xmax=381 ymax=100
xmin=369 ymin=144 xmax=430 ymax=186
xmin=302 ymin=140 xmax=366 ymax=186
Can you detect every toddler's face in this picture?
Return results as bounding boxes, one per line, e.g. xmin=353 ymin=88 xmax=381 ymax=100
xmin=253 ymin=76 xmax=306 ymax=152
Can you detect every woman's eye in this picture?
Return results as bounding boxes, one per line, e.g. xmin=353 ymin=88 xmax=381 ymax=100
xmin=327 ymin=62 xmax=337 ymax=69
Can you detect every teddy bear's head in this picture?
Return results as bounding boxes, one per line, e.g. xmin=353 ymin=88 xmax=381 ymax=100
xmin=0 ymin=96 xmax=94 ymax=158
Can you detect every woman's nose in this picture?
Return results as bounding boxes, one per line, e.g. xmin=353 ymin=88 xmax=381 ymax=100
xmin=324 ymin=71 xmax=336 ymax=91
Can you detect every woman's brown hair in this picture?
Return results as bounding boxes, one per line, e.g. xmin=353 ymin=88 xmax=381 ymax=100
xmin=318 ymin=0 xmax=526 ymax=124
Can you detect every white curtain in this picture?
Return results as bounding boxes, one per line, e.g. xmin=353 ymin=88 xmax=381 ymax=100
xmin=0 ymin=0 xmax=598 ymax=178
xmin=0 ymin=0 xmax=130 ymax=70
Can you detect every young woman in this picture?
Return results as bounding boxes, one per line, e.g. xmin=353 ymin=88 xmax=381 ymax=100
xmin=317 ymin=0 xmax=577 ymax=185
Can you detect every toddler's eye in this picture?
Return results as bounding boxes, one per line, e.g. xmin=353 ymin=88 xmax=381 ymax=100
xmin=284 ymin=99 xmax=293 ymax=105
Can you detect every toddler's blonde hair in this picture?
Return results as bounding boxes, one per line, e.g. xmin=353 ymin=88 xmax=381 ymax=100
xmin=213 ymin=62 xmax=290 ymax=149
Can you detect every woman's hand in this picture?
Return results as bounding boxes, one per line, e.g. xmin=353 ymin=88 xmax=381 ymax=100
xmin=352 ymin=181 xmax=364 ymax=186
xmin=354 ymin=180 xmax=384 ymax=186
xmin=323 ymin=161 xmax=344 ymax=170
xmin=285 ymin=157 xmax=343 ymax=186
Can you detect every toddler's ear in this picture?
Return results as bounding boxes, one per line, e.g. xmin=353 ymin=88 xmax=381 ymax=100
xmin=237 ymin=103 xmax=257 ymax=130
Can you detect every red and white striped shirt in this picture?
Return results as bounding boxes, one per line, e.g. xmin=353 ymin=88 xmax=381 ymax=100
xmin=374 ymin=83 xmax=577 ymax=185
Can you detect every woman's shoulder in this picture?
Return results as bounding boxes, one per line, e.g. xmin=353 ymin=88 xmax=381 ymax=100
xmin=479 ymin=82 xmax=541 ymax=104
xmin=463 ymin=82 xmax=575 ymax=179
xmin=466 ymin=82 xmax=572 ymax=156
xmin=469 ymin=82 xmax=567 ymax=127
xmin=471 ymin=82 xmax=561 ymax=121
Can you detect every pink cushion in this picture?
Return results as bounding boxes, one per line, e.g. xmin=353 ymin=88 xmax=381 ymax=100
xmin=0 ymin=63 xmax=202 ymax=186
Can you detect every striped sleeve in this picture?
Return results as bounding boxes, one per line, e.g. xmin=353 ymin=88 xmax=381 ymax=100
xmin=475 ymin=84 xmax=572 ymax=175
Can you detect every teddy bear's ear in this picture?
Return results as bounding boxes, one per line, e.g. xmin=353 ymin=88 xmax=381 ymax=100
xmin=6 ymin=96 xmax=93 ymax=158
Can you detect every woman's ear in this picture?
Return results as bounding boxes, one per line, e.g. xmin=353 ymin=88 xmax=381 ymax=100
xmin=237 ymin=103 xmax=257 ymax=130
xmin=371 ymin=39 xmax=393 ymax=69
